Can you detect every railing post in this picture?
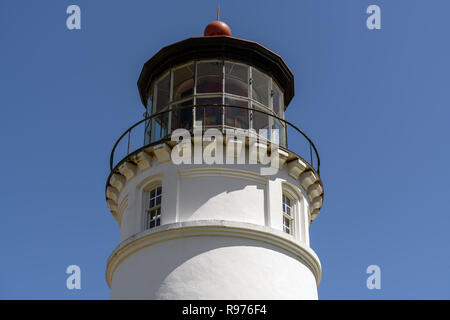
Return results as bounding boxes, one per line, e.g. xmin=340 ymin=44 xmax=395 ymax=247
xmin=109 ymin=104 xmax=320 ymax=177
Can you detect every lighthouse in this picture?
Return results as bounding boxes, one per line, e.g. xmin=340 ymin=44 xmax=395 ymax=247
xmin=104 ymin=18 xmax=324 ymax=300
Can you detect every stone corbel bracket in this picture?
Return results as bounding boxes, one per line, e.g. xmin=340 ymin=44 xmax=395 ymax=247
xmin=284 ymin=158 xmax=324 ymax=222
xmin=105 ymin=142 xmax=324 ymax=223
xmin=105 ymin=145 xmax=162 ymax=222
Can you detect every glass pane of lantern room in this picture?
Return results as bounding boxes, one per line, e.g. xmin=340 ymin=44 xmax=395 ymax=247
xmin=151 ymin=112 xmax=169 ymax=142
xmin=271 ymin=119 xmax=284 ymax=146
xmin=225 ymin=98 xmax=249 ymax=129
xmin=272 ymin=83 xmax=282 ymax=117
xmin=251 ymin=68 xmax=269 ymax=107
xmin=196 ymin=61 xmax=223 ymax=94
xmin=172 ymin=99 xmax=193 ymax=131
xmin=154 ymin=73 xmax=170 ymax=113
xmin=173 ymin=63 xmax=194 ymax=102
xmin=252 ymin=104 xmax=269 ymax=140
xmin=225 ymin=62 xmax=248 ymax=97
xmin=196 ymin=97 xmax=223 ymax=127
xmin=144 ymin=98 xmax=152 ymax=145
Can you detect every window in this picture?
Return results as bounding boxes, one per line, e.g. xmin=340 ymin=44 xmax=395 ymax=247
xmin=282 ymin=193 xmax=294 ymax=235
xmin=173 ymin=63 xmax=194 ymax=101
xmin=271 ymin=119 xmax=283 ymax=145
xmin=196 ymin=61 xmax=223 ymax=94
xmin=145 ymin=186 xmax=162 ymax=229
xmin=144 ymin=98 xmax=152 ymax=145
xmin=196 ymin=97 xmax=223 ymax=127
xmin=225 ymin=98 xmax=249 ymax=129
xmin=251 ymin=68 xmax=270 ymax=107
xmin=172 ymin=99 xmax=193 ymax=130
xmin=272 ymin=82 xmax=282 ymax=116
xmin=225 ymin=62 xmax=248 ymax=97
xmin=154 ymin=73 xmax=170 ymax=113
xmin=252 ymin=104 xmax=269 ymax=139
xmin=151 ymin=73 xmax=170 ymax=142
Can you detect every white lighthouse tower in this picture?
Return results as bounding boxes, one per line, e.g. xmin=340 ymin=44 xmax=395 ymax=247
xmin=105 ymin=19 xmax=324 ymax=300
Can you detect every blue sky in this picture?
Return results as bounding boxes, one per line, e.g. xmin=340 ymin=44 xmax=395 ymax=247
xmin=1 ymin=0 xmax=449 ymax=299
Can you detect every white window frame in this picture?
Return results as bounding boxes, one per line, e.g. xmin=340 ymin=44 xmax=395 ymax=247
xmin=144 ymin=185 xmax=162 ymax=230
xmin=282 ymin=193 xmax=295 ymax=235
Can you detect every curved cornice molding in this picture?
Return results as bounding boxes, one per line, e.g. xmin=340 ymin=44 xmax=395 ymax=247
xmin=105 ymin=143 xmax=324 ymax=223
xmin=105 ymin=220 xmax=322 ymax=288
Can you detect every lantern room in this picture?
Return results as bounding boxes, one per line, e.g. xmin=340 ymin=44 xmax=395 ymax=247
xmin=137 ymin=27 xmax=295 ymax=148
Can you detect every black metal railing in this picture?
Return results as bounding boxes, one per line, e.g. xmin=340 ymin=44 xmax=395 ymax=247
xmin=109 ymin=104 xmax=320 ymax=175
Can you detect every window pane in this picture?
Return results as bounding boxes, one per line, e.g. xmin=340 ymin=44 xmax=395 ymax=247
xmin=155 ymin=73 xmax=170 ymax=113
xmin=252 ymin=104 xmax=269 ymax=139
xmin=144 ymin=118 xmax=151 ymax=145
xmin=251 ymin=68 xmax=269 ymax=107
xmin=151 ymin=110 xmax=169 ymax=142
xmin=196 ymin=97 xmax=223 ymax=127
xmin=197 ymin=61 xmax=223 ymax=94
xmin=172 ymin=99 xmax=193 ymax=131
xmin=283 ymin=217 xmax=291 ymax=233
xmin=146 ymin=188 xmax=162 ymax=230
xmin=272 ymin=83 xmax=282 ymax=116
xmin=225 ymin=62 xmax=248 ymax=97
xmin=285 ymin=196 xmax=290 ymax=206
xmin=225 ymin=98 xmax=249 ymax=129
xmin=145 ymin=96 xmax=152 ymax=144
xmin=271 ymin=120 xmax=284 ymax=146
xmin=173 ymin=63 xmax=194 ymax=101
xmin=147 ymin=88 xmax=153 ymax=114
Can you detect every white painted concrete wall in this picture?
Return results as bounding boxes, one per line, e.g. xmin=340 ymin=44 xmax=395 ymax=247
xmin=117 ymin=162 xmax=311 ymax=245
xmin=178 ymin=176 xmax=266 ymax=224
xmin=110 ymin=234 xmax=318 ymax=300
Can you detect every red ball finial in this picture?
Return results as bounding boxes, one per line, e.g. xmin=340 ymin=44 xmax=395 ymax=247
xmin=204 ymin=20 xmax=232 ymax=37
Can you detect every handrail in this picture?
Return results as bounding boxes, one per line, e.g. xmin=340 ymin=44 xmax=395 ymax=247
xmin=109 ymin=104 xmax=320 ymax=175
